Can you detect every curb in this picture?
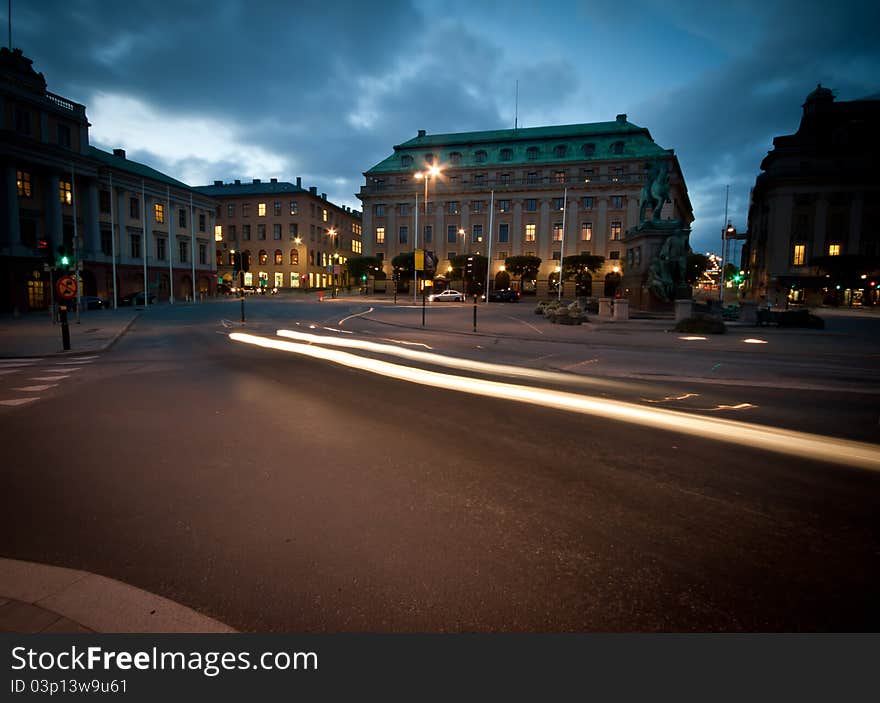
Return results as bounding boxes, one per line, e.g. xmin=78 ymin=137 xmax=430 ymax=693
xmin=0 ymin=558 xmax=235 ymax=634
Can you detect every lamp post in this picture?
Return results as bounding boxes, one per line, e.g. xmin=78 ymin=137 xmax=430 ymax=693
xmin=458 ymin=228 xmax=466 ymax=295
xmin=720 ymin=222 xmax=735 ymax=305
xmin=414 ymin=165 xmax=440 ymax=302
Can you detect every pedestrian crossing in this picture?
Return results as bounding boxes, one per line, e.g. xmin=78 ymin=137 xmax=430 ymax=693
xmin=0 ymin=355 xmax=99 ymax=407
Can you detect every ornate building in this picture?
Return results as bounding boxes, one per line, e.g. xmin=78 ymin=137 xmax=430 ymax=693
xmin=743 ymin=85 xmax=880 ymax=307
xmin=358 ymin=116 xmax=692 ymax=297
xmin=194 ymin=179 xmax=362 ymax=292
xmin=0 ymin=48 xmax=217 ymax=313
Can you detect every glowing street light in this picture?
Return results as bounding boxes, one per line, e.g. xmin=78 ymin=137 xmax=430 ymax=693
xmin=413 ymin=165 xmax=441 ymax=301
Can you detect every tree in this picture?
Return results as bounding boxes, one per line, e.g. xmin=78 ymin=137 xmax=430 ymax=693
xmin=391 ymin=252 xmax=414 ymax=291
xmin=685 ymin=252 xmax=711 ymax=286
xmin=561 ymin=253 xmax=605 ymax=296
xmin=346 ymin=256 xmax=381 ymax=283
xmin=504 ymin=255 xmax=542 ymax=291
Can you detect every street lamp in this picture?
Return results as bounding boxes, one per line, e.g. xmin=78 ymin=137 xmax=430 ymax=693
xmin=720 ymin=222 xmax=736 ymax=305
xmin=413 ymin=165 xmax=441 ymax=301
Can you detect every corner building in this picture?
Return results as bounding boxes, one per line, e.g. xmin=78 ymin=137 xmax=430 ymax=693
xmin=358 ymin=116 xmax=691 ymax=296
xmin=0 ymin=47 xmax=218 ymax=312
xmin=195 ymin=179 xmax=362 ymax=291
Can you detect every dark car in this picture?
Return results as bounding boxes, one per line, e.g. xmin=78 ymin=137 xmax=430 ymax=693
xmin=80 ymin=295 xmax=108 ymax=310
xmin=485 ymin=288 xmax=520 ymax=302
xmin=120 ymin=291 xmax=157 ymax=306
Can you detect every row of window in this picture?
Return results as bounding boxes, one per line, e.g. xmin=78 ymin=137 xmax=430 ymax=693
xmin=375 ymin=168 xmax=629 ymax=189
xmin=224 ymin=249 xmax=347 ymax=268
xmin=13 ymin=108 xmax=73 ymax=148
xmin=440 ymin=249 xmax=621 ymax=263
xmin=401 ymin=142 xmax=626 ymax=167
xmin=373 ymin=195 xmax=624 ymax=217
xmin=125 ymin=234 xmax=208 ymax=264
xmin=16 ymin=170 xmax=209 ymax=230
xmin=792 ymin=242 xmax=844 ymax=265
xmin=375 ymin=221 xmax=621 ymax=245
xmin=215 ymin=222 xmax=359 ymax=250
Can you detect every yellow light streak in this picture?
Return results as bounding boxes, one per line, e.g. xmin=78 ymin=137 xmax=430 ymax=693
xmin=743 ymin=338 xmax=768 ymax=344
xmin=230 ymin=331 xmax=880 ymax=472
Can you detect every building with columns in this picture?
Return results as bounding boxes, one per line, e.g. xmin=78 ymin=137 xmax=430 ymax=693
xmin=358 ymin=116 xmax=691 ymax=297
xmin=193 ymin=178 xmax=362 ymax=292
xmin=743 ymin=85 xmax=880 ymax=307
xmin=0 ymin=47 xmax=217 ymax=313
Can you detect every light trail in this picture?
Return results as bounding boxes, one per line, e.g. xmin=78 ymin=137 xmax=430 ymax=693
xmin=230 ymin=331 xmax=880 ymax=472
xmin=275 ymin=328 xmax=628 ymax=392
xmin=338 ymin=307 xmax=373 ymax=325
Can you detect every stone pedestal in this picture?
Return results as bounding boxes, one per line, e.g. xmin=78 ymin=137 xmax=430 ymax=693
xmin=598 ymin=298 xmax=613 ymax=318
xmin=622 ymin=220 xmax=692 ymax=311
xmin=674 ymin=299 xmax=693 ymax=321
xmin=613 ymin=298 xmax=629 ymax=321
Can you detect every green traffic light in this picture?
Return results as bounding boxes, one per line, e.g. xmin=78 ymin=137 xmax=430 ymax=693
xmin=60 ymin=255 xmax=70 ymax=266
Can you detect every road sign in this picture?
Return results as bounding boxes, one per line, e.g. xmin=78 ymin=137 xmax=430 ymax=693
xmin=415 ymin=249 xmax=424 ymax=271
xmin=56 ymin=274 xmax=77 ymax=300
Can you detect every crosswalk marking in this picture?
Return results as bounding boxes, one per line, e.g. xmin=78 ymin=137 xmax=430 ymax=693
xmin=12 ymin=384 xmax=56 ymax=392
xmin=0 ymin=398 xmax=38 ymax=406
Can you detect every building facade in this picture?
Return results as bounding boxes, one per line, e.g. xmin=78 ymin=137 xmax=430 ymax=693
xmin=358 ymin=116 xmax=691 ymax=297
xmin=194 ymin=179 xmax=362 ymax=292
xmin=0 ymin=48 xmax=217 ymax=313
xmin=743 ymin=85 xmax=880 ymax=307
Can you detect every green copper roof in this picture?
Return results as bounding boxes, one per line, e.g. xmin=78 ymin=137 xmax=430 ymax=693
xmin=366 ymin=119 xmax=670 ymax=173
xmin=193 ymin=181 xmax=306 ymax=197
xmin=88 ymin=146 xmax=193 ymax=190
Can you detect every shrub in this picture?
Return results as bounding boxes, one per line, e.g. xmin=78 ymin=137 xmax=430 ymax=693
xmin=674 ymin=314 xmax=727 ymax=334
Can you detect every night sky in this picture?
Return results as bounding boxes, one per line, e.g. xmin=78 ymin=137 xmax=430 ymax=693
xmin=10 ymin=0 xmax=880 ymax=253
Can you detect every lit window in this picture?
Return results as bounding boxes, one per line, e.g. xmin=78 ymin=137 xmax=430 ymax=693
xmin=59 ymin=180 xmax=72 ymax=205
xmin=525 ymin=224 xmax=536 ymax=242
xmin=581 ymin=222 xmax=592 ymax=241
xmin=16 ymin=171 xmax=32 ymax=197
xmin=352 ymin=240 xmax=362 ymax=254
xmin=214 ymin=225 xmax=223 ymax=241
xmin=554 ymin=171 xmax=566 ymax=184
xmin=274 ymin=249 xmax=283 ymax=265
xmin=322 ymin=209 xmax=328 ymax=222
xmin=793 ymin=244 xmax=806 ymax=266
xmin=828 ymin=243 xmax=840 ymax=256
xmin=376 ymin=227 xmax=385 ymax=244
xmin=258 ymin=202 xmax=266 ymax=217
xmin=290 ymin=249 xmax=299 ymax=265
xmin=259 ymin=250 xmax=268 ymax=265
xmin=154 ymin=203 xmax=165 ymax=223
xmin=610 ymin=222 xmax=622 ymax=240
xmin=553 ymin=223 xmax=563 ymax=242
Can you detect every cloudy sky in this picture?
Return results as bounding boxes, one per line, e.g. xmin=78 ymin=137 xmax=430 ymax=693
xmin=11 ymin=0 xmax=880 ymax=253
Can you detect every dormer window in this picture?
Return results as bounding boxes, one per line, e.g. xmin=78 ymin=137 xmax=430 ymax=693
xmin=474 ymin=150 xmax=487 ymax=163
xmin=610 ymin=141 xmax=625 ymax=155
xmin=553 ymin=145 xmax=567 ymax=158
xmin=449 ymin=152 xmax=462 ymax=165
xmin=499 ymin=148 xmax=513 ymax=161
xmin=526 ymin=146 xmax=539 ymax=160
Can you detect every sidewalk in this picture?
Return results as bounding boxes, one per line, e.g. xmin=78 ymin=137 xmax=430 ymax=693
xmin=0 ymin=558 xmax=234 ymax=633
xmin=0 ymin=307 xmax=140 ymax=358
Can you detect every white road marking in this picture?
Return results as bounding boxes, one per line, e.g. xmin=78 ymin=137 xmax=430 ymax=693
xmin=0 ymin=398 xmax=39 ymax=406
xmin=234 ymin=331 xmax=880 ymax=472
xmin=506 ymin=315 xmax=544 ymax=335
xmin=643 ymin=393 xmax=701 ymax=404
xmin=12 ymin=384 xmax=56 ymax=392
xmin=44 ymin=368 xmax=79 ymax=373
xmin=55 ymin=360 xmax=94 ymax=365
xmin=338 ymin=307 xmax=374 ymax=325
xmin=29 ymin=375 xmax=70 ymax=381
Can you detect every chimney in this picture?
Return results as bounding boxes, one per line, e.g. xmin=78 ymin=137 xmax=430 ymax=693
xmin=321 ymin=193 xmax=326 ymax=200
xmin=270 ymin=178 xmax=277 ymax=183
xmin=234 ymin=179 xmax=241 ymax=185
xmin=310 ymin=186 xmax=317 ymax=195
xmin=253 ymin=178 xmax=261 ymax=184
xmin=616 ymin=114 xmax=627 ymax=123
xmin=296 ymin=177 xmax=302 ymax=188
xmin=418 ymin=129 xmax=426 ymax=138
xmin=213 ymin=180 xmax=223 ymax=186
xmin=113 ymin=148 xmax=126 ymax=159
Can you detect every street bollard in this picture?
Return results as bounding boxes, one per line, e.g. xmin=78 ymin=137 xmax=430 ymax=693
xmin=240 ymin=294 xmax=246 ymax=324
xmin=473 ymin=294 xmax=478 ymax=332
xmin=59 ymin=305 xmax=71 ymax=350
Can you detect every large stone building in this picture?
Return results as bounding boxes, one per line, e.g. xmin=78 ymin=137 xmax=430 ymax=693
xmin=0 ymin=48 xmax=218 ymax=313
xmin=194 ymin=179 xmax=362 ymax=292
xmin=743 ymin=85 xmax=880 ymax=307
xmin=358 ymin=116 xmax=692 ymax=297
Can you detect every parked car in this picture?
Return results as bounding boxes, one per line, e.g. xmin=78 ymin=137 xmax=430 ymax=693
xmin=428 ymin=289 xmax=464 ymax=302
xmin=119 ymin=291 xmax=157 ymax=306
xmin=483 ymin=288 xmax=520 ymax=302
xmin=80 ymin=295 xmax=108 ymax=310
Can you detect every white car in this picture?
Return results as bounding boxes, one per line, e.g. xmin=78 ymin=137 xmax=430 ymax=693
xmin=428 ymin=289 xmax=464 ymax=302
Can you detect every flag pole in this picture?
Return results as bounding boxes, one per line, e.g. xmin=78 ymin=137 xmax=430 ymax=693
xmin=167 ymin=185 xmax=173 ymax=304
xmin=109 ymin=172 xmax=117 ymax=308
xmin=141 ymin=179 xmax=148 ymax=307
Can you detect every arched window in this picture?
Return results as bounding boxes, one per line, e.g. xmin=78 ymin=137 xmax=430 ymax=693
xmin=449 ymin=152 xmax=462 ymax=165
xmin=610 ymin=141 xmax=624 ymax=155
xmin=290 ymin=249 xmax=299 ymax=265
xmin=526 ymin=146 xmax=539 ymax=160
xmin=227 ymin=251 xmax=235 ymax=266
xmin=259 ymin=249 xmax=268 ymax=265
xmin=582 ymin=143 xmax=596 ymax=156
xmin=401 ymin=155 xmax=413 ymax=167
xmin=274 ymin=249 xmax=283 ymax=265
xmin=499 ymin=148 xmax=513 ymax=161
xmin=474 ymin=150 xmax=487 ymax=163
xmin=553 ymin=145 xmax=567 ymax=158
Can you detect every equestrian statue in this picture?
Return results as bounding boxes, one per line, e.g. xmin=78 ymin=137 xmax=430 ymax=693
xmin=638 ymin=159 xmax=671 ymax=223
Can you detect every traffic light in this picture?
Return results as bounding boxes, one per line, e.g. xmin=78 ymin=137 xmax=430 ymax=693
xmin=56 ymin=245 xmax=71 ymax=270
xmin=361 ymin=274 xmax=367 ymax=282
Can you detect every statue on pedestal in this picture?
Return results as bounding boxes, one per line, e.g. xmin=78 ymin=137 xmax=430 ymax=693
xmin=646 ymin=230 xmax=690 ymax=302
xmin=639 ymin=159 xmax=671 ymax=223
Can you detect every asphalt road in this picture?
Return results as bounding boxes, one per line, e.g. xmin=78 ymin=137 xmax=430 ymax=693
xmin=1 ymin=298 xmax=878 ymax=631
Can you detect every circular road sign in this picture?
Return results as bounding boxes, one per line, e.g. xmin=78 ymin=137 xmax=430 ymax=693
xmin=56 ymin=275 xmax=78 ymax=300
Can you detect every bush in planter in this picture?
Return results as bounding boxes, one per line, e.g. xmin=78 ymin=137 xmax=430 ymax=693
xmin=674 ymin=313 xmax=727 ymax=334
